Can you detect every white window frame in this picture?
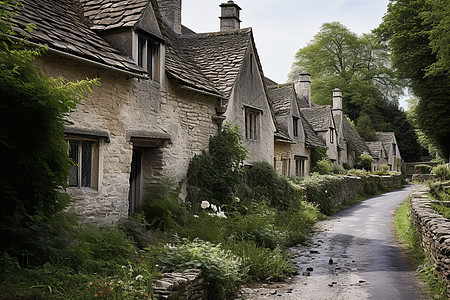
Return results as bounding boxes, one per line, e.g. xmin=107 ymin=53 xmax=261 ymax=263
xmin=68 ymin=138 xmax=99 ymax=189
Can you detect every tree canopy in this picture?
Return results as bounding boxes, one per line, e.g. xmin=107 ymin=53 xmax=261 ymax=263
xmin=289 ymin=22 xmax=421 ymax=162
xmin=378 ymin=0 xmax=450 ymax=158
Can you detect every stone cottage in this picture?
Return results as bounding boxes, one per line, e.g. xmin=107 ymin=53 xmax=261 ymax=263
xmin=11 ymin=0 xmax=277 ymax=224
xmin=366 ymin=141 xmax=389 ymax=171
xmin=374 ymin=132 xmax=402 ymax=172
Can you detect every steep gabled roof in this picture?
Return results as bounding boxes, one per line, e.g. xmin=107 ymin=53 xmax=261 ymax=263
xmin=366 ymin=141 xmax=387 ymax=159
xmin=375 ymin=132 xmax=396 ymax=145
xmin=79 ymin=0 xmax=149 ymax=31
xmin=342 ymin=117 xmax=370 ymax=156
xmin=172 ymin=28 xmax=253 ymax=99
xmin=300 ymin=106 xmax=335 ymax=132
xmin=268 ymin=83 xmax=296 ymax=142
xmin=300 ymin=113 xmax=326 ymax=148
xmin=10 ymin=0 xmax=146 ymax=76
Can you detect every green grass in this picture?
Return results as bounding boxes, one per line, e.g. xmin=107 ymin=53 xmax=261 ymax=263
xmin=395 ymin=197 xmax=448 ymax=299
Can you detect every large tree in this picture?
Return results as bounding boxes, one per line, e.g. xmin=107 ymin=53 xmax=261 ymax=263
xmin=378 ymin=0 xmax=450 ymax=159
xmin=290 ymin=22 xmax=421 ymax=161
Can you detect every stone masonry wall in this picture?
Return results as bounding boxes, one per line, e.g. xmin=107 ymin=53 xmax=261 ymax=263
xmin=409 ymin=187 xmax=450 ymax=297
xmin=152 ymin=269 xmax=206 ymax=300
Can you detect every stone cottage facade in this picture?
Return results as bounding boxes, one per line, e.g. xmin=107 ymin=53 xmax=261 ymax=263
xmin=374 ymin=132 xmax=402 ymax=172
xmin=12 ymin=0 xmax=278 ymax=224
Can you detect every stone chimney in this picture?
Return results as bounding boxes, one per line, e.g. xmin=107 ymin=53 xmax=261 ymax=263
xmin=332 ymin=88 xmax=343 ymax=144
xmin=294 ymin=71 xmax=311 ymax=107
xmin=219 ymin=1 xmax=241 ymax=31
xmin=158 ymin=0 xmax=182 ymax=34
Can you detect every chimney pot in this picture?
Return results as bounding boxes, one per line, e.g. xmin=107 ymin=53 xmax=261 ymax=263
xmin=294 ymin=71 xmax=311 ymax=107
xmin=219 ymin=1 xmax=241 ymax=31
xmin=332 ymin=88 xmax=342 ymax=110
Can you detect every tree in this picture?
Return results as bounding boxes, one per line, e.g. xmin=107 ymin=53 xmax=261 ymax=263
xmin=290 ymin=22 xmax=421 ymax=161
xmin=378 ymin=0 xmax=450 ymax=158
xmin=0 ymin=0 xmax=98 ymax=251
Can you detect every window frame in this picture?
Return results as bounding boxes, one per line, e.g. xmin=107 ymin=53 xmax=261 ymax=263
xmin=330 ymin=128 xmax=334 ymax=144
xmin=136 ymin=33 xmax=161 ymax=82
xmin=293 ymin=116 xmax=299 ymax=137
xmin=67 ymin=138 xmax=99 ymax=189
xmin=244 ymin=107 xmax=260 ymax=140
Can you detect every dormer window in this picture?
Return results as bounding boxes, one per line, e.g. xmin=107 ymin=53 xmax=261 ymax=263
xmin=136 ymin=33 xmax=160 ymax=82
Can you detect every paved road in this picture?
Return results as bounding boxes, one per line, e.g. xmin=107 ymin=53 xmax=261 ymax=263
xmin=239 ymin=186 xmax=430 ymax=300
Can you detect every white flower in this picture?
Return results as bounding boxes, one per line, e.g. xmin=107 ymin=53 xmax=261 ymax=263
xmin=211 ymin=204 xmax=218 ymax=212
xmin=193 ymin=214 xmax=199 ymax=218
xmin=325 ymin=190 xmax=328 ymax=193
xmin=216 ymin=211 xmax=227 ymax=218
xmin=201 ymin=200 xmax=210 ymax=209
xmin=234 ymin=197 xmax=240 ymax=203
xmin=135 ymin=274 xmax=143 ymax=281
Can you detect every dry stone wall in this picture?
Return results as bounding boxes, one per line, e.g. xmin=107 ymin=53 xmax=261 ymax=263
xmin=152 ymin=269 xmax=206 ymax=300
xmin=409 ymin=187 xmax=450 ymax=297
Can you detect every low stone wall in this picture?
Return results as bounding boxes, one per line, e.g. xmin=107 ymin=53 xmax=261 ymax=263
xmin=152 ymin=269 xmax=206 ymax=300
xmin=412 ymin=174 xmax=437 ymax=182
xmin=332 ymin=173 xmax=403 ymax=207
xmin=409 ymin=188 xmax=450 ymax=297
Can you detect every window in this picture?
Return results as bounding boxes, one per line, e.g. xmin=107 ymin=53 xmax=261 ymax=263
xmin=295 ymin=157 xmax=306 ymax=177
xmin=282 ymin=158 xmax=290 ymax=177
xmin=293 ymin=117 xmax=299 ymax=137
xmin=330 ymin=128 xmax=334 ymax=144
xmin=392 ymin=143 xmax=396 ymax=156
xmin=245 ymin=109 xmax=259 ymax=140
xmin=137 ymin=35 xmax=160 ymax=82
xmin=68 ymin=140 xmax=99 ymax=188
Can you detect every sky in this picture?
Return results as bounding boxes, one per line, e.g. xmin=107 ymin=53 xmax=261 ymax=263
xmin=181 ymin=0 xmax=390 ymax=84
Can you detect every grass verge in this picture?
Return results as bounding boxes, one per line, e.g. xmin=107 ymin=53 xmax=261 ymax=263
xmin=395 ymin=197 xmax=448 ymax=299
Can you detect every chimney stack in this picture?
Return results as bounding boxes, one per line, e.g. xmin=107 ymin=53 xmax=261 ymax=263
xmin=294 ymin=71 xmax=311 ymax=107
xmin=220 ymin=1 xmax=241 ymax=31
xmin=158 ymin=0 xmax=182 ymax=34
xmin=332 ymin=88 xmax=342 ymax=111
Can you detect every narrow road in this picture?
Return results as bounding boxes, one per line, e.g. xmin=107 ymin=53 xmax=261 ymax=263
xmin=239 ymin=186 xmax=429 ymax=300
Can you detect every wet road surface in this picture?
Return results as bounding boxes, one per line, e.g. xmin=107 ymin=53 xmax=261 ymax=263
xmin=239 ymin=186 xmax=429 ymax=300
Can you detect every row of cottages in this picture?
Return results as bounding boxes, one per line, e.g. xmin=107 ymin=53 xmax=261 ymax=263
xmin=11 ymin=0 xmax=398 ymax=224
xmin=368 ymin=132 xmax=402 ymax=172
xmin=12 ymin=0 xmax=280 ymax=224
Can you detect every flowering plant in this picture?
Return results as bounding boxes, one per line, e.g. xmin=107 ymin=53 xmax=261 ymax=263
xmin=200 ymin=200 xmax=227 ymax=218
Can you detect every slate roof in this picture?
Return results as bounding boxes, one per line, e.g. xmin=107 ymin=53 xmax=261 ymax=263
xmin=268 ymin=84 xmax=295 ymax=118
xmin=366 ymin=141 xmax=386 ymax=159
xmin=300 ymin=113 xmax=326 ymax=148
xmin=342 ymin=117 xmax=370 ymax=156
xmin=79 ymin=0 xmax=149 ymax=31
xmin=375 ymin=132 xmax=396 ymax=145
xmin=296 ymin=95 xmax=310 ymax=108
xmin=167 ymin=28 xmax=253 ymax=99
xmin=300 ymin=106 xmax=334 ymax=132
xmin=9 ymin=0 xmax=146 ymax=76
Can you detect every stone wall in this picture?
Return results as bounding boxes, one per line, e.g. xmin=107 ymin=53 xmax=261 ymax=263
xmin=328 ymin=174 xmax=403 ymax=208
xmin=409 ymin=187 xmax=450 ymax=297
xmin=152 ymin=269 xmax=206 ymax=300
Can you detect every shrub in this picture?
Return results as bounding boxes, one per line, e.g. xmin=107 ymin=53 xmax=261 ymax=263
xmin=302 ymin=174 xmax=342 ymax=215
xmin=358 ymin=153 xmax=374 ymax=171
xmin=331 ymin=162 xmax=346 ymax=174
xmin=432 ymin=164 xmax=450 ymax=181
xmin=187 ymin=124 xmax=247 ymax=208
xmin=118 ymin=214 xmax=155 ymax=249
xmin=415 ymin=164 xmax=433 ymax=174
xmin=347 ymin=169 xmax=369 ymax=177
xmin=374 ymin=164 xmax=390 ymax=175
xmin=142 ymin=179 xmax=188 ymax=230
xmin=244 ymin=162 xmax=302 ymax=210
xmin=158 ymin=238 xmax=245 ymax=300
xmin=311 ymin=147 xmax=328 ymax=170
xmin=314 ymin=158 xmax=333 ymax=175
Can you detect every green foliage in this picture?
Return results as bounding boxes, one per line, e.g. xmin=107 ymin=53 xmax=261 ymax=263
xmin=244 ymin=161 xmax=303 ymax=210
xmin=358 ymin=153 xmax=374 ymax=171
xmin=379 ymin=0 xmax=450 ymax=157
xmin=374 ymin=164 xmax=390 ymax=175
xmin=431 ymin=203 xmax=450 ymax=219
xmin=142 ymin=179 xmax=188 ymax=230
xmin=415 ymin=164 xmax=433 ymax=174
xmin=347 ymin=169 xmax=369 ymax=177
xmin=159 ymin=238 xmax=245 ymax=300
xmin=0 ymin=2 xmax=99 ymax=255
xmin=117 ymin=214 xmax=154 ymax=249
xmin=432 ymin=164 xmax=450 ymax=181
xmin=311 ymin=147 xmax=328 ymax=170
xmin=302 ymin=174 xmax=342 ymax=215
xmin=331 ymin=161 xmax=346 ymax=174
xmin=187 ymin=124 xmax=247 ymax=208
xmin=314 ymin=158 xmax=333 ymax=175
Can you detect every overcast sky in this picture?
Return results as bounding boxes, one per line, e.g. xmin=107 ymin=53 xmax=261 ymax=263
xmin=182 ymin=0 xmax=390 ymax=84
